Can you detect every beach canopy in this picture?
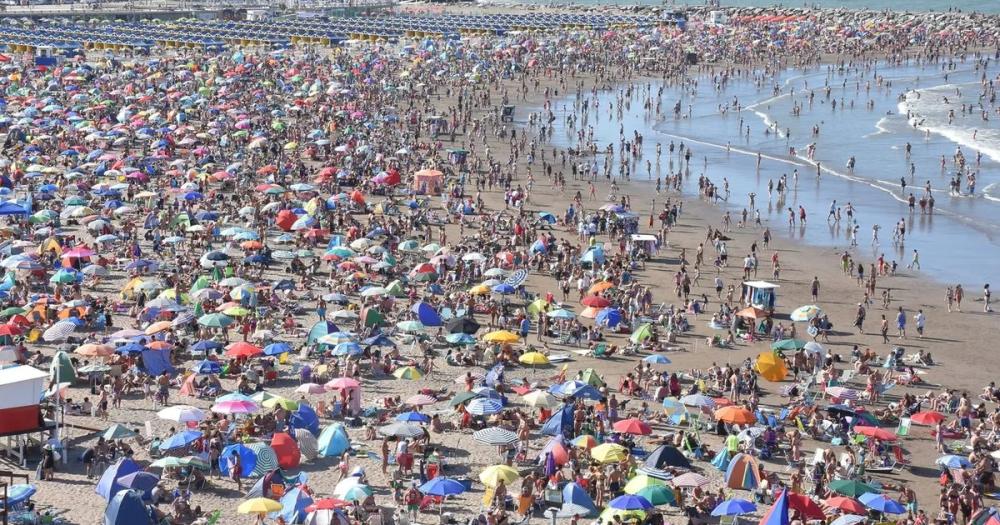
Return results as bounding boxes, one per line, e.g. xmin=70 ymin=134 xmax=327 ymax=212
xmin=725 ymin=453 xmax=762 ymax=490
xmin=221 ymin=444 xmax=257 ymax=478
xmin=96 ymin=458 xmax=140 ymax=500
xmin=759 ymin=487 xmax=789 ymax=525
xmin=280 ymin=485 xmax=315 ymax=524
xmin=105 ymin=489 xmax=153 ymax=525
xmin=318 ymin=424 xmax=351 ymax=457
xmin=557 ymin=482 xmax=599 ymax=517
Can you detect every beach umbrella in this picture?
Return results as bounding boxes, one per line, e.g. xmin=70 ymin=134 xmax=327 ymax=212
xmin=859 ymin=493 xmax=906 ymax=514
xmin=158 ymin=430 xmax=202 ymax=451
xmin=262 ymin=397 xmax=299 ymax=410
xmin=378 ymin=422 xmax=424 ymax=439
xmin=116 ymin=471 xmax=159 ymax=500
xmin=853 ymin=425 xmax=898 ymax=441
xmin=396 ymin=411 xmax=431 ymax=423
xmin=581 ymin=296 xmax=611 ymax=308
xmin=715 ymin=406 xmax=756 ymax=425
xmin=830 ymin=516 xmax=867 ymax=525
xmin=755 ymin=352 xmax=788 ymax=382
xmin=296 ymin=383 xmax=327 ymax=395
xmin=479 ymin=465 xmax=519 ymax=487
xmin=211 ymin=400 xmax=259 ymax=415
xmin=609 ymin=494 xmax=653 ymax=511
xmin=197 ymin=312 xmax=233 ymax=327
xmin=393 ymin=366 xmax=423 ymax=380
xmin=102 ymin=424 xmax=137 ymax=441
xmin=636 ymin=349 xmax=670 ymax=364
xmin=445 ymin=316 xmax=480 ymax=334
xmin=294 ymin=428 xmax=319 ymax=461
xmin=680 ymin=394 xmax=716 ymax=408
xmin=591 ymin=443 xmax=628 ymax=463
xmin=612 ymin=418 xmax=651 ymax=436
xmin=482 ymin=330 xmax=519 ymax=343
xmin=522 ymin=390 xmax=558 ymax=408
xmin=825 ymin=496 xmax=867 ymax=515
xmin=405 ymin=394 xmax=437 ymax=407
xmin=225 ymin=341 xmax=262 ymax=358
xmin=191 ymin=360 xmax=221 ymax=375
xmin=712 ymin=498 xmax=757 ymax=516
xmin=910 ymin=411 xmax=946 ymax=425
xmin=937 ymin=455 xmax=973 ymax=469
xmin=672 ymin=472 xmax=710 ymax=488
xmin=420 ymin=477 xmax=466 ymax=497
xmin=634 ymin=485 xmax=675 ymax=506
xmin=96 ymin=458 xmax=140 ymax=500
xmin=473 ymin=427 xmax=518 ymax=446
xmin=518 ymin=351 xmax=549 ymax=366
xmin=246 ymin=442 xmax=279 ymax=478
xmin=239 ymin=498 xmax=282 ymax=514
xmin=467 ymin=397 xmax=503 ymax=415
xmin=156 ymin=405 xmax=205 ymax=422
xmin=790 ymin=305 xmax=822 ymax=322
xmin=829 ymin=480 xmax=879 ymax=498
xmin=263 ymin=342 xmax=292 ymax=356
xmin=770 ymin=339 xmax=807 ymax=351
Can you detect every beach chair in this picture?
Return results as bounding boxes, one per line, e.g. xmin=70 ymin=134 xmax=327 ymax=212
xmin=892 ymin=445 xmax=910 ymax=467
xmin=896 ymin=417 xmax=911 ymax=437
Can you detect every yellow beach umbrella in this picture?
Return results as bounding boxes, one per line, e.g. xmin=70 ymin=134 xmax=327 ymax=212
xmin=393 ymin=366 xmax=423 ymax=380
xmin=482 ymin=330 xmax=519 ymax=343
xmin=238 ymin=498 xmax=282 ymax=514
xmin=518 ymin=352 xmax=549 ymax=366
xmin=754 ymin=351 xmax=788 ymax=382
xmin=469 ymin=284 xmax=490 ymax=295
xmin=479 ymin=464 xmax=519 ymax=487
xmin=590 ymin=443 xmax=628 ymax=463
xmin=261 ymin=397 xmax=299 ymax=410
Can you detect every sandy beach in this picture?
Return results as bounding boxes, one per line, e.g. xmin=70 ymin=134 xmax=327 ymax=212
xmin=0 ymin=4 xmax=998 ymax=525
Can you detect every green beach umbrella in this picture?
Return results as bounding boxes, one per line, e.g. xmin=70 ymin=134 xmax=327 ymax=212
xmin=197 ymin=313 xmax=234 ymax=328
xmin=771 ymin=339 xmax=807 ymax=351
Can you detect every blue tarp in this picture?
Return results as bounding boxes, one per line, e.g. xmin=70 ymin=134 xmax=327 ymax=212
xmin=96 ymin=458 xmax=140 ymax=500
xmin=140 ymin=349 xmax=174 ymax=376
xmin=105 ymin=489 xmax=153 ymax=525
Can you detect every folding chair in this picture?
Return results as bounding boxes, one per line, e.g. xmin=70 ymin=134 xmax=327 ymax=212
xmin=896 ymin=417 xmax=911 ymax=437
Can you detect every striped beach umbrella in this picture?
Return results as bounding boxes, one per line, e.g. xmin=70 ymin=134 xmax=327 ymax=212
xmin=467 ymin=398 xmax=503 ymax=416
xmin=473 ymin=427 xmax=518 ymax=446
xmin=246 ymin=442 xmax=279 ymax=477
xmin=295 ymin=428 xmax=318 ymax=461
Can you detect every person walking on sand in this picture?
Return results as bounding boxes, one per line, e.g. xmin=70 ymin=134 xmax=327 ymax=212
xmin=896 ymin=306 xmax=907 ymax=339
xmin=955 ymin=284 xmax=964 ymax=311
xmin=914 ymin=309 xmax=926 ymax=338
xmin=985 ymin=284 xmax=992 ymax=313
xmin=880 ymin=315 xmax=889 ymax=344
xmin=810 ymin=277 xmax=820 ymax=302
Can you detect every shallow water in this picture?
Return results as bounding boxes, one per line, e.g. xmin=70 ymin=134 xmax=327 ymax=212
xmin=527 ymin=0 xmax=1000 ymax=15
xmin=535 ymin=56 xmax=1000 ymax=285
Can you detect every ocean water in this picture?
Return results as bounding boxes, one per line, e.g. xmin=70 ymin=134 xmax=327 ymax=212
xmin=534 ymin=0 xmax=1000 ymax=15
xmin=534 ymin=56 xmax=1000 ymax=285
